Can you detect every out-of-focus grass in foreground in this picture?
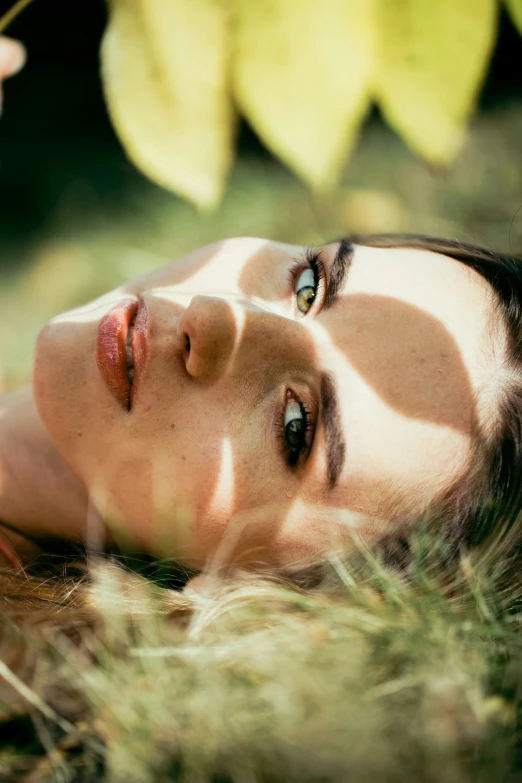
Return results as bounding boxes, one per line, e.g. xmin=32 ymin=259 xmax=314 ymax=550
xmin=1 ymin=525 xmax=522 ymax=781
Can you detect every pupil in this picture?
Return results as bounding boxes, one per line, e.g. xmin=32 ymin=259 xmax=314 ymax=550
xmin=286 ymin=418 xmax=304 ymax=451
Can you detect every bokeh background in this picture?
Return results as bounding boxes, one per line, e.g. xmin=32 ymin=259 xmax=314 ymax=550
xmin=1 ymin=0 xmax=521 ymax=389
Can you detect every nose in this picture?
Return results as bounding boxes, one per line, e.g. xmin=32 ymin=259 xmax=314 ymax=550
xmin=177 ymin=295 xmax=236 ymax=380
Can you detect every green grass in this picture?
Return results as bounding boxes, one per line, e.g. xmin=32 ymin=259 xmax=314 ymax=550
xmin=1 ymin=524 xmax=522 ymax=782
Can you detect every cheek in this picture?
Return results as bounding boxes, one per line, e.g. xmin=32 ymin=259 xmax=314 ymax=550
xmin=189 ymin=501 xmax=375 ymax=569
xmin=260 ymin=503 xmax=401 ymax=568
xmin=33 ymin=314 xmax=119 ymax=478
xmin=89 ymin=448 xmax=200 ymax=555
xmin=100 ymin=457 xmax=155 ymax=547
xmin=87 ymin=412 xmax=236 ymax=555
xmin=343 ymin=404 xmax=471 ymax=516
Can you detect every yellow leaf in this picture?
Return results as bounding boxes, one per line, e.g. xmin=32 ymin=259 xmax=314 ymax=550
xmin=375 ymin=0 xmax=498 ymax=165
xmin=506 ymin=0 xmax=522 ymax=35
xmin=232 ymin=0 xmax=375 ymax=190
xmin=101 ymin=0 xmax=233 ymax=209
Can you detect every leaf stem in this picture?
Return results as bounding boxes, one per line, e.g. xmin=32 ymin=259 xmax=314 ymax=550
xmin=0 ymin=0 xmax=36 ymax=35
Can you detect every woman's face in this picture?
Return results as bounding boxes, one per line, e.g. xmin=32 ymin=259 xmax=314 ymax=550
xmin=34 ymin=239 xmax=498 ymax=569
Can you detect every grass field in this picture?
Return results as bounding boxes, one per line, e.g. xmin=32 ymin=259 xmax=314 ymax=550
xmin=2 ymin=527 xmax=522 ymax=782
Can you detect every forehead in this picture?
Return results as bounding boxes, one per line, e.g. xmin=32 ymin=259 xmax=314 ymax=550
xmin=296 ymin=243 xmax=498 ymax=519
xmin=334 ymin=243 xmax=497 ymax=378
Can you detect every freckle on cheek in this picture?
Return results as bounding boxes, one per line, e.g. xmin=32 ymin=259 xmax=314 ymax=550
xmin=170 ymin=423 xmax=176 ymax=430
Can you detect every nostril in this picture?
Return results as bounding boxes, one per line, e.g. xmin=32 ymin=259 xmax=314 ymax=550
xmin=178 ymin=295 xmax=234 ymax=380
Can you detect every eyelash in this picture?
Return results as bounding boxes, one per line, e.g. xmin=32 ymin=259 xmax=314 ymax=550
xmin=273 ymin=248 xmax=325 ymax=467
xmin=275 ymin=391 xmax=314 ymax=468
xmin=287 ymin=247 xmax=327 ymax=316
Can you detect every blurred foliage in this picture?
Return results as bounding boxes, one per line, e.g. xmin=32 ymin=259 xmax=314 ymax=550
xmin=506 ymin=0 xmax=522 ymax=33
xmin=375 ymin=0 xmax=496 ymax=164
xmin=232 ymin=0 xmax=374 ymax=194
xmin=101 ymin=0 xmax=232 ymax=210
xmin=100 ymin=0 xmax=520 ymax=208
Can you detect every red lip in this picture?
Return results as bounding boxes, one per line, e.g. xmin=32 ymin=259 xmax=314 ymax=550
xmin=130 ymin=296 xmax=149 ymax=408
xmin=96 ymin=298 xmax=148 ymax=411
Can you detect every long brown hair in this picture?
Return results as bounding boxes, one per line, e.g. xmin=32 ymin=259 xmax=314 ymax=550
xmin=346 ymin=234 xmax=522 ymax=568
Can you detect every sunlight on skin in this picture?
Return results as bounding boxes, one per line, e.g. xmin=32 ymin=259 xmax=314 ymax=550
xmin=166 ymin=238 xmax=267 ymax=293
xmin=207 ymin=437 xmax=235 ymax=522
xmin=50 ymin=251 xmax=477 ymax=514
xmin=306 ymin=315 xmax=471 ymax=511
xmin=50 ymin=289 xmax=134 ymax=326
xmin=86 ymin=446 xmax=171 ymax=552
xmin=32 ymin=238 xmax=500 ymax=570
xmin=150 ymin=287 xmax=248 ymax=367
xmin=208 ymin=500 xmax=394 ymax=571
xmin=340 ymin=246 xmax=497 ymax=437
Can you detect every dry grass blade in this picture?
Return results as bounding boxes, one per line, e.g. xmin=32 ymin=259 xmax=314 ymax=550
xmin=0 ymin=660 xmax=75 ymax=734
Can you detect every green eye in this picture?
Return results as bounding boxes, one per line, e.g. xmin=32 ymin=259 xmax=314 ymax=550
xmin=295 ymin=268 xmax=316 ymax=314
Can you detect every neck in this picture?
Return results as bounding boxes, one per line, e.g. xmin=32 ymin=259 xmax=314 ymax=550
xmin=0 ymin=387 xmax=90 ymax=558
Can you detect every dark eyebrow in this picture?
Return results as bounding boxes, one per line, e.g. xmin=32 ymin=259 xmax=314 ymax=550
xmin=324 ymin=239 xmax=354 ymax=310
xmin=320 ymin=372 xmax=346 ymax=490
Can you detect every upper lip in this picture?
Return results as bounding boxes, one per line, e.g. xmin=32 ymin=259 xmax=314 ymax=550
xmin=96 ymin=296 xmax=148 ymax=411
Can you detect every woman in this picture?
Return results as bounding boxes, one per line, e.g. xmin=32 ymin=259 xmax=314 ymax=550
xmin=1 ymin=34 xmax=521 ymax=574
xmin=2 ymin=227 xmax=522 ymax=574
xmin=1 ymin=37 xmax=522 ymax=782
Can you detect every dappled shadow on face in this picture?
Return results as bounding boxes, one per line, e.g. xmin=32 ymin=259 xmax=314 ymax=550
xmin=237 ymin=242 xmax=478 ymax=433
xmin=325 ymin=294 xmax=477 ymax=433
xmin=237 ymin=243 xmax=294 ymax=301
xmin=181 ymin=255 xmax=479 ymax=568
xmin=101 ymin=289 xmax=312 ymax=566
xmin=185 ymin=300 xmax=319 ymax=566
xmin=97 ymin=242 xmax=480 ymax=569
xmin=119 ymin=243 xmax=226 ymax=292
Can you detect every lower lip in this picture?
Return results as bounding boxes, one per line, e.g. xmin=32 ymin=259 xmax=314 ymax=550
xmin=96 ymin=298 xmax=148 ymax=411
